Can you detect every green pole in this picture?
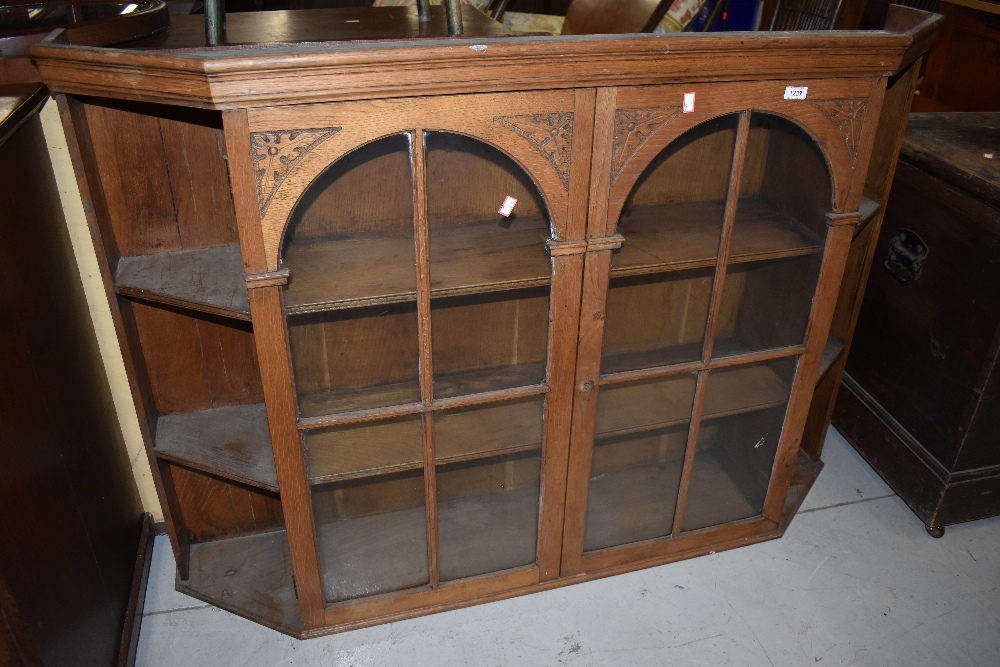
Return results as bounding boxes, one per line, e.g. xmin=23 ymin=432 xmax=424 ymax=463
xmin=204 ymin=0 xmax=226 ymax=45
xmin=444 ymin=0 xmax=463 ymax=35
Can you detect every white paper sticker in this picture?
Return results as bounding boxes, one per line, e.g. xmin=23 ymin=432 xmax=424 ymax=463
xmin=784 ymin=86 xmax=808 ymax=100
xmin=682 ymin=92 xmax=696 ymax=113
xmin=498 ymin=196 xmax=518 ymax=217
xmin=470 ymin=44 xmax=488 ymax=52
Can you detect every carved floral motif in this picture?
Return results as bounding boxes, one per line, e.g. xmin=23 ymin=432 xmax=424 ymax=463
xmin=493 ymin=113 xmax=574 ymax=191
xmin=808 ymin=98 xmax=868 ymax=165
xmin=611 ymin=107 xmax=682 ymax=186
xmin=251 ymin=128 xmax=341 ymax=217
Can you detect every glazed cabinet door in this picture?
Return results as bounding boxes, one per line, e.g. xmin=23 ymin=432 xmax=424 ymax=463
xmin=562 ymin=81 xmax=879 ymax=574
xmin=245 ymin=91 xmax=592 ymax=626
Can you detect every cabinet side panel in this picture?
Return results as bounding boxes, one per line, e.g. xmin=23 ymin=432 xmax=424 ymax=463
xmin=197 ymin=317 xmax=266 ymax=407
xmin=170 ymin=465 xmax=284 ymax=542
xmin=130 ymin=301 xmax=214 ymax=414
xmin=159 ymin=114 xmax=239 ymax=249
xmin=82 ymin=101 xmax=181 ymax=256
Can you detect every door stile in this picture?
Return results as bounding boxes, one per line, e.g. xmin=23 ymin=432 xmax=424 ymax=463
xmin=761 ymin=215 xmax=856 ymax=522
xmin=558 ymin=85 xmax=619 ymax=576
xmin=536 ymin=88 xmax=595 ymax=580
xmin=411 ymin=128 xmax=440 ymax=588
xmin=222 ymin=109 xmax=326 ymax=628
xmin=668 ymin=110 xmax=751 ymax=536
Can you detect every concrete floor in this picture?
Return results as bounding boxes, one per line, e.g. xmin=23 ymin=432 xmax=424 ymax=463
xmin=136 ymin=428 xmax=1000 ymax=666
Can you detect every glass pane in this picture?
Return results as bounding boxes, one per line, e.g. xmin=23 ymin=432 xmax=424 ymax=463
xmin=584 ymin=374 xmax=696 ymax=552
xmin=681 ymin=357 xmax=797 ymax=532
xmin=716 ymin=113 xmax=831 ymax=357
xmin=288 ymin=303 xmax=420 ymax=416
xmin=432 ymin=287 xmax=549 ymax=399
xmin=435 ymin=396 xmax=544 ymax=464
xmin=283 ymin=134 xmax=415 ymax=311
xmin=425 ymin=131 xmax=551 ymax=296
xmin=312 ymin=457 xmax=429 ymax=603
xmin=605 ymin=114 xmax=739 ymax=373
xmin=305 ymin=415 xmax=423 ymax=483
xmin=437 ymin=448 xmax=541 ymax=581
xmin=713 ymin=255 xmax=823 ymax=357
xmin=601 ymin=268 xmax=713 ymax=374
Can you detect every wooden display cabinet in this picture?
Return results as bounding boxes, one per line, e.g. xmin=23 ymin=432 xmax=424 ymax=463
xmin=31 ymin=6 xmax=938 ymax=637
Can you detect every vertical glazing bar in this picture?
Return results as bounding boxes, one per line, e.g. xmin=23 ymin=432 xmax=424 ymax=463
xmin=445 ymin=0 xmax=464 ymax=34
xmin=411 ymin=129 xmax=439 ymax=587
xmin=700 ymin=110 xmax=752 ymax=364
xmin=670 ymin=110 xmax=752 ymax=535
xmin=416 ymin=0 xmax=430 ymax=21
xmin=669 ymin=369 xmax=709 ymax=535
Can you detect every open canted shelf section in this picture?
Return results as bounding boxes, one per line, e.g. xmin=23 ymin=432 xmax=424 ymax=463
xmin=283 ymin=215 xmax=552 ymax=314
xmin=179 ymin=529 xmax=301 ymax=635
xmin=855 ymin=195 xmax=881 ymax=236
xmin=155 ymin=403 xmax=277 ymax=491
xmin=818 ymin=335 xmax=846 ymax=381
xmin=115 ymin=244 xmax=251 ymax=320
xmin=612 ymin=199 xmax=824 ymax=278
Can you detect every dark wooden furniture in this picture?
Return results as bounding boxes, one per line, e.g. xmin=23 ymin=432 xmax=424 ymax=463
xmin=0 ymin=0 xmax=168 ymax=83
xmin=911 ymin=0 xmax=1000 ymax=112
xmin=834 ymin=113 xmax=1000 ymax=537
xmin=0 ymin=84 xmax=152 ymax=666
xmin=32 ymin=6 xmax=938 ymax=638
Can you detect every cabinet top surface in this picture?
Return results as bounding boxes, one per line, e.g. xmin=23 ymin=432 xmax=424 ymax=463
xmin=29 ymin=6 xmax=940 ymax=109
xmin=903 ymin=113 xmax=1000 ymax=205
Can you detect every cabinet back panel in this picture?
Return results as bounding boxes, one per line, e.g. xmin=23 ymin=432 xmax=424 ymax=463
xmin=169 ymin=464 xmax=284 ymax=542
xmin=289 ymin=134 xmax=414 ymax=240
xmin=626 ymin=117 xmax=736 ymax=208
xmin=426 ymin=132 xmax=546 ymax=226
xmin=130 ymin=300 xmax=263 ymax=415
xmin=591 ymin=424 xmax=690 ymax=476
xmin=436 ymin=451 xmax=541 ymax=502
xmin=602 ymin=270 xmax=714 ymax=357
xmin=753 ymin=115 xmax=832 ymax=238
xmin=432 ymin=289 xmax=549 ymax=375
xmin=312 ymin=470 xmax=425 ymax=522
xmin=82 ymin=100 xmax=236 ymax=256
xmin=289 ymin=304 xmax=420 ymax=397
xmin=723 ymin=255 xmax=820 ymax=353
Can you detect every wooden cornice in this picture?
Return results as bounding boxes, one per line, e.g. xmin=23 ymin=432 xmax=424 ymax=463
xmin=29 ymin=9 xmax=940 ymax=110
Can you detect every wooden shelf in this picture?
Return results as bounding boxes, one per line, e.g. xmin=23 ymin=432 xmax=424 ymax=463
xmin=818 ymin=335 xmax=846 ymax=382
xmin=298 ymin=378 xmax=422 ymax=419
xmin=284 ymin=216 xmax=551 ymax=314
xmin=307 ymin=397 xmax=543 ymax=484
xmin=596 ymin=362 xmax=789 ymax=439
xmin=316 ymin=483 xmax=538 ymax=601
xmin=179 ymin=530 xmax=301 ymax=635
xmin=155 ymin=404 xmax=277 ymax=492
xmin=115 ymin=245 xmax=250 ymax=320
xmin=583 ymin=454 xmax=757 ymax=552
xmin=612 ymin=200 xmax=823 ymax=278
xmin=298 ymin=362 xmax=546 ymax=418
xmin=854 ymin=195 xmax=881 ymax=236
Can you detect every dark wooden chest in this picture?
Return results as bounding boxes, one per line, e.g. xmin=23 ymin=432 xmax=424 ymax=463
xmin=835 ymin=112 xmax=1000 ymax=536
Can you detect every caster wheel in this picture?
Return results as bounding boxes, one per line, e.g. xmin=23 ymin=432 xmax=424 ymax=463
xmin=926 ymin=525 xmax=945 ymax=538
